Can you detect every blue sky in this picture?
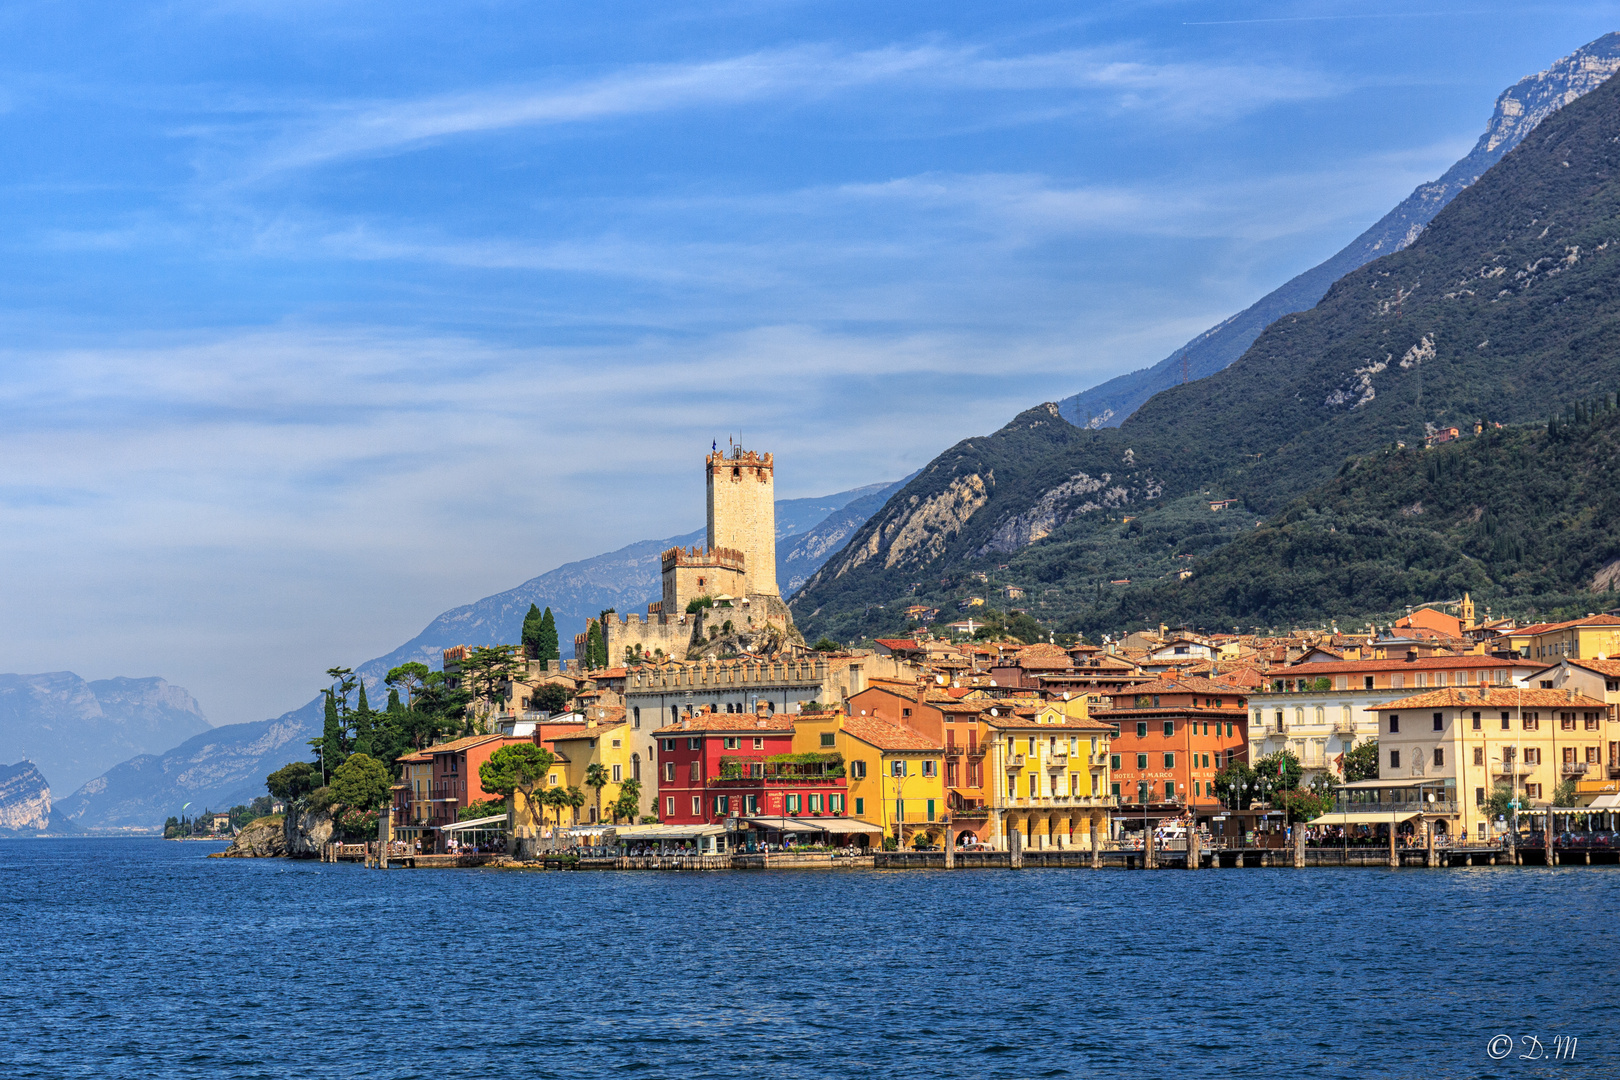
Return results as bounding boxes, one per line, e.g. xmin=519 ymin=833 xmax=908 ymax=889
xmin=2 ymin=0 xmax=1618 ymax=726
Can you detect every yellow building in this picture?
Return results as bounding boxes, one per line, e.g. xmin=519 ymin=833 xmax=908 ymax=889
xmin=1365 ymin=686 xmax=1610 ymax=840
xmin=984 ymin=700 xmax=1116 ymax=851
xmin=390 ymin=749 xmax=435 ymax=845
xmin=548 ymin=720 xmax=645 ymax=826
xmin=1507 ymin=614 xmax=1620 ymax=663
xmin=792 ymin=710 xmax=945 ymax=846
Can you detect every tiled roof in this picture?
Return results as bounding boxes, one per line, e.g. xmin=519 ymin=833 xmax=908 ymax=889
xmin=1370 ymin=687 xmax=1608 ymax=711
xmin=839 ymin=714 xmax=943 ymax=752
xmin=875 ymin=638 xmax=922 ymax=650
xmin=1563 ymin=658 xmax=1620 ymax=677
xmin=982 ymin=710 xmax=1114 ymax=732
xmin=1117 ymin=675 xmax=1247 ymax=696
xmin=653 ymin=713 xmax=796 ymax=735
xmin=1513 ymin=614 xmax=1620 ymax=634
xmin=1275 ymin=654 xmax=1531 ymax=675
xmin=424 ymin=734 xmax=512 ymax=755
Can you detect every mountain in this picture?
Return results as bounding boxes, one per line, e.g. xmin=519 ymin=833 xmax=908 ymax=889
xmin=1106 ymin=401 xmax=1620 ymax=630
xmin=795 ymin=62 xmax=1620 ymax=642
xmin=1056 ymin=32 xmax=1620 ymax=430
xmin=0 ymin=674 xmax=210 ymax=796
xmin=53 ymin=697 xmax=321 ymax=832
xmin=0 ymin=761 xmax=51 ymax=832
xmin=58 ymin=479 xmax=905 ymax=830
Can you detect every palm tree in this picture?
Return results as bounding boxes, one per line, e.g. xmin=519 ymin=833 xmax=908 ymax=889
xmin=563 ymin=785 xmax=586 ymax=829
xmin=585 ymin=763 xmax=610 ymax=823
xmin=612 ymin=779 xmax=643 ymax=824
xmin=539 ymin=786 xmax=567 ymax=844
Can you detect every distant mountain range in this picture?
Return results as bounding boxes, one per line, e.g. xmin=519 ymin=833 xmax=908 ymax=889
xmin=54 ymin=478 xmax=905 ymax=831
xmin=794 ymin=50 xmax=1620 ymax=642
xmin=1055 ymin=32 xmax=1620 ymax=430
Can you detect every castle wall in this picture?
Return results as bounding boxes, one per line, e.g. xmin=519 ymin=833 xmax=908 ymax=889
xmin=707 ymin=450 xmax=777 ymax=597
xmin=662 ymin=560 xmax=745 ymax=614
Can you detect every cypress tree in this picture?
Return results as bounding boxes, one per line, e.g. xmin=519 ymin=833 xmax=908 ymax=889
xmin=521 ymin=603 xmax=544 ymax=659
xmin=352 ymin=681 xmax=374 ymax=758
xmin=386 ymin=687 xmax=403 ymax=714
xmin=538 ymin=607 xmax=559 ymax=667
xmin=585 ymin=620 xmax=606 ymax=671
xmin=320 ymin=691 xmax=344 ymax=780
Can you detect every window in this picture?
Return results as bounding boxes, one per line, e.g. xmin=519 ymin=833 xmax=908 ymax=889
xmin=1525 ymin=783 xmax=1542 ymax=800
xmin=1335 ymin=676 xmax=1348 ymax=691
xmin=1525 ymin=712 xmax=1540 ymax=731
xmin=946 ymin=761 xmax=958 ymax=785
xmin=1432 ymin=748 xmax=1443 ymax=768
xmin=1476 ymin=786 xmax=1486 ymax=806
xmin=1433 ymin=712 xmax=1444 ymax=732
xmin=968 ymin=762 xmax=980 ymax=786
xmin=786 ymin=795 xmax=800 ymax=814
xmin=926 ymin=799 xmax=936 ymax=822
xmin=632 ymin=755 xmax=640 ymax=781
xmin=746 ymin=794 xmax=759 ymax=814
xmin=1163 ymin=753 xmax=1175 ymax=769
xmin=1137 ymin=722 xmax=1148 ymax=738
xmin=854 ymin=797 xmax=864 ymax=815
xmin=814 ymin=731 xmax=835 ymax=749
xmin=1391 ymin=674 xmax=1404 ymax=689
xmin=1586 ymin=713 xmax=1601 ymax=731
xmin=1202 ymin=753 xmax=1210 ymax=768
xmin=1136 ymin=753 xmax=1148 ymax=770
xmin=1315 ymin=706 xmax=1325 ymax=726
xmin=691 ymin=796 xmax=701 ymax=815
xmin=1472 ymin=712 xmax=1481 ymax=731
xmin=892 ymin=760 xmax=906 ymax=777
xmin=1163 ymin=721 xmax=1175 ymax=737
xmin=1226 ymin=723 xmax=1234 ymax=738
xmin=688 ymin=738 xmax=700 ymax=750
xmin=1111 ymin=783 xmax=1121 ymax=798
xmin=1390 ymin=749 xmax=1401 ymax=768
xmin=1275 ymin=710 xmax=1285 ymax=732
xmin=715 ymin=795 xmax=729 ymax=815
xmin=902 ymin=707 xmax=911 ymax=717
xmin=852 ymin=760 xmax=867 ymax=779
xmin=1028 ymin=775 xmax=1040 ymax=798
xmin=1473 ymin=747 xmax=1484 ymax=766
xmin=666 ymin=796 xmax=674 ymax=816
xmin=664 ymin=739 xmax=677 ymax=752
xmin=1110 ymin=754 xmax=1122 ymax=770
xmin=1501 ymin=711 xmax=1511 ymax=730
xmin=723 ymin=737 xmax=739 ymax=750
xmin=1164 ymin=781 xmax=1175 ymax=800
xmin=922 ymin=760 xmax=937 ymax=777
xmin=633 ymin=707 xmax=641 ymax=728
xmin=1028 ymin=737 xmax=1037 ymax=756
xmin=1561 ymin=712 xmax=1576 ymax=731
xmin=1435 ymin=673 xmax=1446 ymax=688
xmin=688 ymin=762 xmax=701 ymax=783
xmin=1365 ymin=676 xmax=1375 ymax=690
xmin=1587 ymin=746 xmax=1601 ymax=764
xmin=1389 ymin=715 xmax=1399 ymax=733
xmin=1524 ymin=748 xmax=1541 ymax=765
xmin=612 ymin=764 xmax=622 ymax=782
xmin=808 ymin=794 xmax=822 ymax=813
xmin=664 ymin=762 xmax=675 ymax=783
xmin=1414 ymin=673 xmax=1427 ymax=688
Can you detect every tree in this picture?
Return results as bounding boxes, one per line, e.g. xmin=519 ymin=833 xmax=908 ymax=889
xmin=458 ymin=645 xmax=524 ymax=721
xmin=1486 ymin=781 xmax=1519 ymax=821
xmin=1212 ymin=761 xmax=1256 ymax=809
xmin=1552 ymin=778 xmax=1578 ymax=807
xmin=609 ymin=779 xmax=642 ymax=823
xmin=521 ymin=603 xmax=545 ymax=660
xmin=1342 ymin=739 xmax=1380 ymax=782
xmin=266 ymin=761 xmax=318 ymax=802
xmin=385 ymin=662 xmax=430 ymax=708
xmin=319 ymin=691 xmax=345 ymax=779
xmin=812 ymin=637 xmax=841 ymax=652
xmin=413 ymin=671 xmax=473 ymax=737
xmin=532 ymin=682 xmax=572 ymax=716
xmin=479 ymin=744 xmax=557 ymax=845
xmin=539 ymin=608 xmax=559 ymax=667
xmin=585 ymin=763 xmax=610 ymax=823
xmin=584 ymin=621 xmax=608 ymax=670
xmin=1252 ymin=751 xmax=1303 ymax=800
xmin=562 ymin=784 xmax=586 ymax=827
xmin=351 ymin=680 xmax=376 ymax=758
xmin=540 ymin=785 xmax=569 ymax=836
xmin=460 ymin=798 xmax=506 ymax=822
xmin=330 ymin=753 xmax=392 ymax=812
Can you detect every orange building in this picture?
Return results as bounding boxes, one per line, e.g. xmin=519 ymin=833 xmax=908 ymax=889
xmin=1096 ymin=676 xmax=1249 ymax=828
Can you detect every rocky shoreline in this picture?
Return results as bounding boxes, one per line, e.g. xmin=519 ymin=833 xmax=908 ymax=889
xmin=218 ymin=807 xmax=333 ymax=859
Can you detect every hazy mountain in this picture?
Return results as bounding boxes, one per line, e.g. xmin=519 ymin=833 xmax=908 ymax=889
xmin=0 ymin=674 xmax=210 ymax=797
xmin=1055 ymin=31 xmax=1620 ymax=430
xmin=796 ymin=63 xmax=1620 ymax=641
xmin=0 ymin=760 xmax=51 ymax=832
xmin=60 ymin=479 xmax=903 ymax=830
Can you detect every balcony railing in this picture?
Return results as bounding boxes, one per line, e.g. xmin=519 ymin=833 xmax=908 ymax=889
xmin=1005 ymin=754 xmax=1026 ymax=769
xmin=1491 ymin=762 xmax=1535 ymax=776
xmin=1561 ymin=763 xmax=1590 ymax=777
xmin=996 ymin=795 xmax=1117 ymax=810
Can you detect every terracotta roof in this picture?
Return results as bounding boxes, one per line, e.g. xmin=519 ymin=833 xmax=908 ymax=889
xmin=1560 ymin=658 xmax=1620 ymax=678
xmin=549 ymin=719 xmax=629 ymax=741
xmin=653 ymin=713 xmax=795 ymax=735
xmin=981 ymin=710 xmax=1114 ymax=733
xmin=1276 ymin=655 xmax=1532 ymax=675
xmin=839 ymin=714 xmax=943 ymax=752
xmin=875 ymin=638 xmax=922 ymax=650
xmin=1370 ymin=687 xmax=1608 ymax=711
xmin=1117 ymin=675 xmax=1247 ymax=697
xmin=425 ymin=734 xmax=513 ymax=755
xmin=395 ymin=750 xmax=432 ymax=763
xmin=588 ymin=667 xmax=629 ymax=679
xmin=1512 ymin=614 xmax=1620 ymax=635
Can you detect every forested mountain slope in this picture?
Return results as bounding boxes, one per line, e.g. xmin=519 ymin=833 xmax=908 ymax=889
xmin=1055 ymin=32 xmax=1620 ymax=429
xmin=795 ymin=66 xmax=1620 ymax=642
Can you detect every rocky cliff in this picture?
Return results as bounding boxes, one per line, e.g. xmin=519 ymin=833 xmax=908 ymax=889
xmin=221 ymin=815 xmax=287 ymax=857
xmin=1056 ymin=32 xmax=1620 ymax=430
xmin=0 ymin=760 xmax=51 ymax=832
xmin=282 ymin=806 xmax=333 ymax=858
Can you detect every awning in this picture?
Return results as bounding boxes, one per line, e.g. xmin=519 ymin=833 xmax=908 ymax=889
xmin=743 ymin=815 xmax=885 ymax=835
xmin=1310 ymin=811 xmax=1422 ymax=826
xmin=811 ymin=817 xmax=884 ymax=835
xmin=1585 ymin=793 xmax=1620 ymax=810
xmin=610 ymin=823 xmax=726 ymax=841
xmin=440 ymin=814 xmax=508 ymax=833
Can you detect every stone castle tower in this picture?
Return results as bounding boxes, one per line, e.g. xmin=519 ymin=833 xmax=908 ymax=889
xmin=707 ymin=446 xmax=777 ymax=597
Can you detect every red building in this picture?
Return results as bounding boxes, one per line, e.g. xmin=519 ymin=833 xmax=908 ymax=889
xmin=653 ymin=708 xmax=847 ymax=824
xmin=421 ymin=734 xmax=529 ymax=837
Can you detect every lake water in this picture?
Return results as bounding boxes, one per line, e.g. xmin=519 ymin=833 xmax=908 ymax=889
xmin=1 ymin=838 xmax=1615 ymax=1079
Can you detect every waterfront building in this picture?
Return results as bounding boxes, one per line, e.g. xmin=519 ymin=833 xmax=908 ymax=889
xmin=1525 ymin=657 xmax=1620 ymax=793
xmin=1248 ymin=654 xmax=1543 ymax=782
xmin=790 ymin=708 xmax=944 ymax=847
xmin=549 ymin=719 xmax=643 ymax=825
xmin=1367 ymin=686 xmax=1611 ymax=840
xmin=651 ymin=708 xmax=834 ymax=825
xmin=390 ymin=749 xmax=435 ymax=846
xmin=1095 ymin=678 xmax=1248 ymax=829
xmin=405 ymin=734 xmax=533 ymax=852
xmin=982 ymin=698 xmax=1115 ymax=851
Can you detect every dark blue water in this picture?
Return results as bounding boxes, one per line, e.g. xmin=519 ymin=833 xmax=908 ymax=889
xmin=1 ymin=839 xmax=1615 ymax=1079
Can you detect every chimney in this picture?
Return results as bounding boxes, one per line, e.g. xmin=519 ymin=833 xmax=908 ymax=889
xmin=1567 ymin=688 xmax=1576 ymax=702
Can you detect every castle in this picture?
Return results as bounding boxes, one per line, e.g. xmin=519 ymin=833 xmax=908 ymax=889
xmin=577 ymin=446 xmax=802 ymax=664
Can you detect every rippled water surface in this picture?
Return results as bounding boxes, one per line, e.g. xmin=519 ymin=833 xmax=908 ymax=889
xmin=2 ymin=838 xmax=1617 ymax=1079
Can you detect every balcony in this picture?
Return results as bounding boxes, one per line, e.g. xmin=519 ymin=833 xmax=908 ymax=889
xmin=944 ymin=744 xmax=963 ymax=758
xmin=1005 ymin=754 xmax=1026 ymax=769
xmin=1561 ymin=763 xmax=1590 ymax=777
xmin=966 ymin=743 xmax=986 ymax=757
xmin=1491 ymin=761 xmax=1534 ymax=776
xmin=996 ymin=795 xmax=1117 ymax=810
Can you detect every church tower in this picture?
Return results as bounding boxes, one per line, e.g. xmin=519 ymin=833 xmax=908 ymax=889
xmin=707 ymin=446 xmax=778 ymax=597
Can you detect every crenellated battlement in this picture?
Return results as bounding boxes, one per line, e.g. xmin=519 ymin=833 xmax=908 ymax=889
xmin=707 ymin=448 xmax=772 ymax=472
xmin=660 ymin=545 xmax=746 ymax=572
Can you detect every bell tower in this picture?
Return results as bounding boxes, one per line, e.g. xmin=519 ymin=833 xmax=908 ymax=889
xmin=706 ymin=446 xmax=777 ymax=597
